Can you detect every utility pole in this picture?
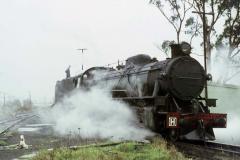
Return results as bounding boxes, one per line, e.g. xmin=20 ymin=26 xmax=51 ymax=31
xmin=193 ymin=1 xmax=213 ymax=99
xmin=202 ymin=0 xmax=208 ymax=99
xmin=77 ymin=48 xmax=87 ymax=70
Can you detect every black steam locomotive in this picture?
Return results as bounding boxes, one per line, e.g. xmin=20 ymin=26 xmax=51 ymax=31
xmin=55 ymin=42 xmax=226 ymax=141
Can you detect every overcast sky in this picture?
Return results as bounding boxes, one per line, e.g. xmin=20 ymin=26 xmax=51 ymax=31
xmin=0 ymin=0 xmax=202 ymax=103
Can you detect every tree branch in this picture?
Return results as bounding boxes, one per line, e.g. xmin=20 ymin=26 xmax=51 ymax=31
xmin=231 ymin=50 xmax=240 ymax=58
xmin=156 ymin=6 xmax=178 ymax=33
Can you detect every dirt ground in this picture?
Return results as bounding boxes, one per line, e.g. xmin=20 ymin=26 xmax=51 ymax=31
xmin=0 ymin=116 xmax=99 ymax=160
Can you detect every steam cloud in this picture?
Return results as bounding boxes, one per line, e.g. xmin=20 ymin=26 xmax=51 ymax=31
xmin=211 ymin=86 xmax=240 ymax=145
xmin=214 ymin=113 xmax=240 ymax=144
xmin=39 ymin=87 xmax=153 ymax=141
xmin=211 ymin=47 xmax=240 ymax=84
xmin=210 ymin=48 xmax=240 ymax=145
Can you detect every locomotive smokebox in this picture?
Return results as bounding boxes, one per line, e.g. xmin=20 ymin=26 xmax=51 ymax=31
xmin=163 ymin=56 xmax=205 ymax=100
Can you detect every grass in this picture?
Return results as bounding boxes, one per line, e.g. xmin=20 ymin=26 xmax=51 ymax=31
xmin=32 ymin=138 xmax=187 ymax=160
xmin=0 ymin=140 xmax=8 ymax=146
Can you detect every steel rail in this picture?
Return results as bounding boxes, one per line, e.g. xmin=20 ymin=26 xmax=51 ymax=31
xmin=0 ymin=114 xmax=37 ymax=136
xmin=174 ymin=140 xmax=240 ymax=158
xmin=205 ymin=141 xmax=240 ymax=155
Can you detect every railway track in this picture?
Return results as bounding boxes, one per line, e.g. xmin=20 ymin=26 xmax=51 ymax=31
xmin=205 ymin=141 xmax=240 ymax=156
xmin=0 ymin=114 xmax=37 ymax=136
xmin=174 ymin=140 xmax=240 ymax=160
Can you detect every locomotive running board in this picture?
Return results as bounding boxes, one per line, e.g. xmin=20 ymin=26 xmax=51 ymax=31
xmin=113 ymin=96 xmax=167 ymax=107
xmin=113 ymin=96 xmax=154 ymax=100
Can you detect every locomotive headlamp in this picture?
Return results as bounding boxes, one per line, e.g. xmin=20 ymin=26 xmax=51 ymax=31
xmin=180 ymin=42 xmax=191 ymax=55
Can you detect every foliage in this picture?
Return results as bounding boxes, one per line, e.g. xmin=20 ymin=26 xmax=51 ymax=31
xmin=213 ymin=1 xmax=240 ymax=83
xmin=0 ymin=140 xmax=8 ymax=146
xmin=161 ymin=40 xmax=175 ymax=56
xmin=215 ymin=1 xmax=240 ymax=57
xmin=185 ymin=0 xmax=228 ymax=68
xmin=150 ymin=0 xmax=240 ymax=76
xmin=32 ymin=138 xmax=186 ymax=160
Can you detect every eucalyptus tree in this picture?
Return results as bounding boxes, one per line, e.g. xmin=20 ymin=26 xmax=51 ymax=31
xmin=215 ymin=0 xmax=240 ymax=59
xmin=150 ymin=0 xmax=193 ymax=44
xmin=185 ymin=0 xmax=228 ymax=68
xmin=150 ymin=2 xmax=237 ymax=61
xmin=215 ymin=0 xmax=240 ymax=83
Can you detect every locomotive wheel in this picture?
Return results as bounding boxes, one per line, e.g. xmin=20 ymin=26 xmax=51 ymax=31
xmin=168 ymin=129 xmax=179 ymax=141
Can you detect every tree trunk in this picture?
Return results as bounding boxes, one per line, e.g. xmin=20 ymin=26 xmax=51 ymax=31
xmin=206 ymin=32 xmax=211 ymax=72
xmin=177 ymin=31 xmax=180 ymax=44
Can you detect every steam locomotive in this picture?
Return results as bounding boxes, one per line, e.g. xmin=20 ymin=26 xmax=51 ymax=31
xmin=55 ymin=42 xmax=226 ymax=141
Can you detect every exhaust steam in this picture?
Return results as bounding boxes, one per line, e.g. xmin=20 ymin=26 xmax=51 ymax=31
xmin=39 ymin=87 xmax=153 ymax=141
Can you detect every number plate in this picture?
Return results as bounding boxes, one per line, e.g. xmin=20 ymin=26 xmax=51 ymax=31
xmin=166 ymin=113 xmax=180 ymax=128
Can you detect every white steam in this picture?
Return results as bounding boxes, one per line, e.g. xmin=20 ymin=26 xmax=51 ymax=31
xmin=209 ymin=84 xmax=240 ymax=145
xmin=40 ymin=87 xmax=153 ymax=141
xmin=214 ymin=113 xmax=240 ymax=144
xmin=209 ymin=47 xmax=240 ymax=144
xmin=211 ymin=47 xmax=240 ymax=84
